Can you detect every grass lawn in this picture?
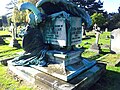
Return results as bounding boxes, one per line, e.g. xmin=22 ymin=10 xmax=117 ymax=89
xmin=0 ymin=30 xmax=35 ymax=90
xmin=0 ymin=30 xmax=120 ymax=90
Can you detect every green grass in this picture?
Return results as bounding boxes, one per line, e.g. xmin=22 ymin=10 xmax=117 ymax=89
xmin=0 ymin=64 xmax=34 ymax=90
xmin=0 ymin=30 xmax=34 ymax=90
xmin=90 ymin=65 xmax=120 ymax=90
xmin=79 ymin=31 xmax=120 ymax=90
xmin=0 ymin=30 xmax=11 ymax=36
xmin=80 ymin=31 xmax=110 ymax=58
xmin=0 ymin=45 xmax=23 ymax=60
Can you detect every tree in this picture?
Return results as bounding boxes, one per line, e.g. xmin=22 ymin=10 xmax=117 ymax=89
xmin=5 ymin=0 xmax=18 ymax=16
xmin=70 ymin=0 xmax=104 ymax=15
xmin=118 ymin=6 xmax=120 ymax=13
xmin=91 ymin=13 xmax=106 ymax=27
xmin=108 ymin=13 xmax=120 ymax=30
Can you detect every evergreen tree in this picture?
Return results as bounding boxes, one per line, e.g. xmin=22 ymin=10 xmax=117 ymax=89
xmin=70 ymin=0 xmax=104 ymax=15
xmin=118 ymin=6 xmax=120 ymax=13
xmin=91 ymin=13 xmax=106 ymax=27
xmin=108 ymin=13 xmax=120 ymax=30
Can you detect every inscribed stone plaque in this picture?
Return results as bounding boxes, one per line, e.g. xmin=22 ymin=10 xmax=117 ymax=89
xmin=44 ymin=16 xmax=82 ymax=47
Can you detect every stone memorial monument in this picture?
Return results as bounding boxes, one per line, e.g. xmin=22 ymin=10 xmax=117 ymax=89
xmin=8 ymin=0 xmax=106 ymax=89
xmin=90 ymin=24 xmax=101 ymax=53
xmin=9 ymin=23 xmax=21 ymax=48
xmin=111 ymin=28 xmax=120 ymax=54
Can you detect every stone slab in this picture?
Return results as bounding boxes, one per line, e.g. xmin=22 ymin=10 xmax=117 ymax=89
xmin=8 ymin=60 xmax=106 ymax=90
xmin=111 ymin=28 xmax=120 ymax=54
xmin=42 ymin=50 xmax=97 ymax=81
xmin=90 ymin=43 xmax=101 ymax=53
xmin=31 ymin=59 xmax=96 ymax=81
xmin=44 ymin=16 xmax=82 ymax=46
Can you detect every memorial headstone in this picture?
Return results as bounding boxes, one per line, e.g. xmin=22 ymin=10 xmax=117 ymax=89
xmin=90 ymin=24 xmax=101 ymax=53
xmin=93 ymin=23 xmax=97 ymax=32
xmin=82 ymin=24 xmax=86 ymax=37
xmin=105 ymin=28 xmax=108 ymax=32
xmin=111 ymin=28 xmax=120 ymax=53
xmin=9 ymin=23 xmax=21 ymax=48
xmin=82 ymin=24 xmax=91 ymax=39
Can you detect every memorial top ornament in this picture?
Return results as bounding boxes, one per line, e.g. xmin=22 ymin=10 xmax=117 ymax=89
xmin=12 ymin=0 xmax=92 ymax=67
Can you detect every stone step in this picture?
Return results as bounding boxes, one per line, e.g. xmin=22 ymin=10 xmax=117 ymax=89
xmin=8 ymin=60 xmax=106 ymax=90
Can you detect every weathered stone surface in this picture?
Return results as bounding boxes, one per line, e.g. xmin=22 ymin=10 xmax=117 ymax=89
xmin=31 ymin=58 xmax=96 ymax=81
xmin=8 ymin=60 xmax=106 ymax=90
xmin=44 ymin=17 xmax=82 ymax=47
xmin=90 ymin=43 xmax=101 ymax=53
xmin=111 ymin=28 xmax=120 ymax=54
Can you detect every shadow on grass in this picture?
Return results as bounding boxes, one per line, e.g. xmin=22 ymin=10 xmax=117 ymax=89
xmin=0 ymin=48 xmax=19 ymax=53
xmin=88 ymin=35 xmax=96 ymax=38
xmin=89 ymin=70 xmax=120 ymax=90
xmin=0 ymin=35 xmax=11 ymax=38
xmin=88 ymin=50 xmax=110 ymax=60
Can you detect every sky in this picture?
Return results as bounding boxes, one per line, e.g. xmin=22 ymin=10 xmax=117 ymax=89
xmin=100 ymin=0 xmax=120 ymax=13
xmin=0 ymin=0 xmax=120 ymax=16
xmin=0 ymin=0 xmax=11 ymax=16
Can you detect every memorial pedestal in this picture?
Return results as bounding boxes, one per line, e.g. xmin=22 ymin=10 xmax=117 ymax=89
xmin=90 ymin=43 xmax=101 ymax=53
xmin=8 ymin=49 xmax=106 ymax=89
xmin=31 ymin=50 xmax=97 ymax=81
xmin=8 ymin=59 xmax=106 ymax=90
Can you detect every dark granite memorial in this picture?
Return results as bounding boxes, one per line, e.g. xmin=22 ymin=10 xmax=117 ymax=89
xmin=8 ymin=0 xmax=106 ymax=89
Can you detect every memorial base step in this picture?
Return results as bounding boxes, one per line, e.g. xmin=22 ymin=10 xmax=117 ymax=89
xmin=8 ymin=60 xmax=106 ymax=90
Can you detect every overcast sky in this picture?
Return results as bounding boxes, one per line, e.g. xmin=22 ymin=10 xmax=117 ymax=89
xmin=0 ymin=0 xmax=120 ymax=16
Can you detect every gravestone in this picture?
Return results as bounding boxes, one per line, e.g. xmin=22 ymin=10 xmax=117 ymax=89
xmin=105 ymin=28 xmax=108 ymax=32
xmin=8 ymin=0 xmax=106 ymax=89
xmin=82 ymin=24 xmax=86 ymax=37
xmin=111 ymin=28 xmax=120 ymax=53
xmin=9 ymin=23 xmax=21 ymax=48
xmin=90 ymin=25 xmax=101 ymax=53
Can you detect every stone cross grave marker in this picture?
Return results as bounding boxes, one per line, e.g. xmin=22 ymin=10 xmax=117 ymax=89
xmin=9 ymin=23 xmax=20 ymax=48
xmin=90 ymin=24 xmax=101 ymax=53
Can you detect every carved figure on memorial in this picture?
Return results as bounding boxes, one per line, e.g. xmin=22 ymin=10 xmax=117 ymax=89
xmin=12 ymin=0 xmax=91 ymax=67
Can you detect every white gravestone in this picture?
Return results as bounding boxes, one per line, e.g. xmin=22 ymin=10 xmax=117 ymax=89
xmin=111 ymin=28 xmax=120 ymax=53
xmin=9 ymin=23 xmax=21 ymax=48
